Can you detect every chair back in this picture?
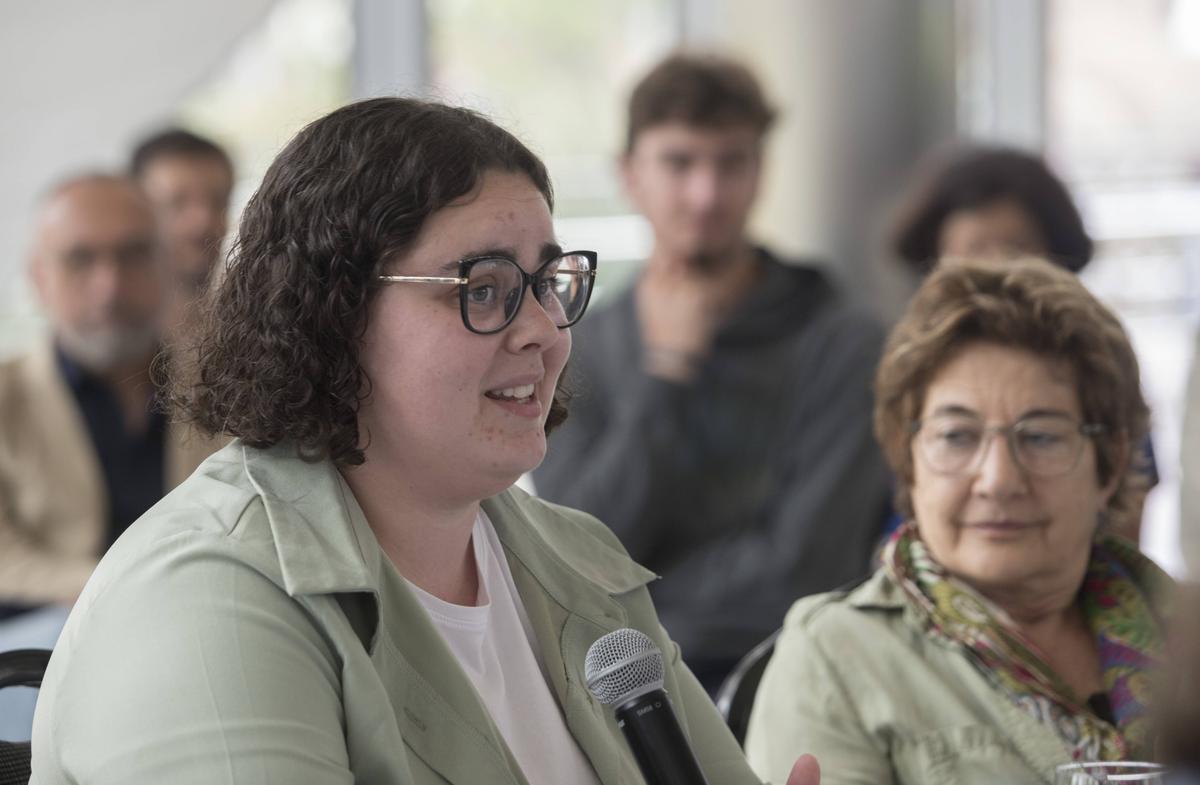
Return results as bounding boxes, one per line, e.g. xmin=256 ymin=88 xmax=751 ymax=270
xmin=0 ymin=649 xmax=51 ymax=785
xmin=714 ymin=630 xmax=779 ymax=747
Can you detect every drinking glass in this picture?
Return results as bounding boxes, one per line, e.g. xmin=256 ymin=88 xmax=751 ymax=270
xmin=1055 ymin=762 xmax=1166 ymax=784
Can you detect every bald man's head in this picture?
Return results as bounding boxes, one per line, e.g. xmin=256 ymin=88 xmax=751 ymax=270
xmin=30 ymin=174 xmax=166 ymax=373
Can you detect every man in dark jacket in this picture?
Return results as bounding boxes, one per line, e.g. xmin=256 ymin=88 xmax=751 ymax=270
xmin=534 ymin=53 xmax=890 ymax=691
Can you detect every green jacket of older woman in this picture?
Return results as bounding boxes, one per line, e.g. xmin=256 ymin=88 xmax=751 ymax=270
xmin=747 ymin=569 xmax=1094 ymax=785
xmin=30 ymin=441 xmax=761 ymax=785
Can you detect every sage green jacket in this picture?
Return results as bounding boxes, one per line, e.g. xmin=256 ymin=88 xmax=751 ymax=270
xmin=30 ymin=441 xmax=761 ymax=785
xmin=745 ymin=570 xmax=1074 ymax=785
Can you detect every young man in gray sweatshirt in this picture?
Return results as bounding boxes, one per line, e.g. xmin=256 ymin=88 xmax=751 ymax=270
xmin=534 ymin=53 xmax=890 ymax=692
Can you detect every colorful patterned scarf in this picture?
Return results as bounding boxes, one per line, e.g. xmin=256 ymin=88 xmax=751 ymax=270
xmin=883 ymin=523 xmax=1171 ymax=760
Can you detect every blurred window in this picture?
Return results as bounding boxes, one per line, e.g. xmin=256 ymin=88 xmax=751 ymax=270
xmin=1046 ymin=0 xmax=1200 ymax=574
xmin=179 ymin=0 xmax=354 ymax=223
xmin=427 ymin=0 xmax=680 ymax=299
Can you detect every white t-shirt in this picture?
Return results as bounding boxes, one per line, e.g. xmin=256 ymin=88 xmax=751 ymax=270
xmin=405 ymin=512 xmax=602 ymax=785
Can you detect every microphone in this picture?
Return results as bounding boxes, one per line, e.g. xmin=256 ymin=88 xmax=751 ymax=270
xmin=584 ymin=628 xmax=710 ymax=785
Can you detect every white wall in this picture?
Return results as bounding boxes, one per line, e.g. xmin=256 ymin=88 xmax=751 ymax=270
xmin=0 ymin=0 xmax=276 ymax=359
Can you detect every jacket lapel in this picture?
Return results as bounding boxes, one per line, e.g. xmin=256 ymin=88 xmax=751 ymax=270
xmin=919 ymin=628 xmax=1072 ymax=781
xmin=485 ymin=490 xmax=658 ymax=785
xmin=505 ymin=554 xmax=628 ymax=784
xmin=372 ymin=571 xmax=528 ymax=785
xmin=879 ymin=600 xmax=1074 ymax=780
xmin=243 ymin=444 xmax=526 ymax=785
xmin=851 ymin=574 xmax=1072 ymax=780
xmin=242 ymin=447 xmax=662 ymax=785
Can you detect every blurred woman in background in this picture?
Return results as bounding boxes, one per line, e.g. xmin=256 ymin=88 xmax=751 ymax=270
xmin=890 ymin=145 xmax=1093 ymax=274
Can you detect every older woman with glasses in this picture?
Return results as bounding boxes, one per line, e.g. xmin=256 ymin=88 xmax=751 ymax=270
xmin=746 ymin=257 xmax=1172 ymax=784
xmin=29 ymin=98 xmax=820 ymax=785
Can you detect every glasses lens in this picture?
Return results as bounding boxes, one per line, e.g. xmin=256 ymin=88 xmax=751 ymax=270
xmin=538 ymin=253 xmax=593 ymax=327
xmin=464 ymin=258 xmax=524 ymax=333
xmin=918 ymin=414 xmax=984 ymax=475
xmin=463 ymin=253 xmax=594 ymax=333
xmin=1012 ymin=416 xmax=1083 ymax=476
xmin=917 ymin=414 xmax=1086 ymax=477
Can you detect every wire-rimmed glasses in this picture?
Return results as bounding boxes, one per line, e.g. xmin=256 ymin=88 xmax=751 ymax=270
xmin=379 ymin=250 xmax=597 ymax=335
xmin=912 ymin=412 xmax=1105 ymax=478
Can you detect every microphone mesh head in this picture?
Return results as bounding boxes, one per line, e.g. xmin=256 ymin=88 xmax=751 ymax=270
xmin=584 ymin=628 xmax=665 ymax=706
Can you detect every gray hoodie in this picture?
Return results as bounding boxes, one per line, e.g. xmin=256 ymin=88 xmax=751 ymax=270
xmin=534 ymin=248 xmax=890 ymax=681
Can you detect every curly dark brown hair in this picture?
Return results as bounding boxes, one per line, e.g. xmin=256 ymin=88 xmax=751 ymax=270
xmin=164 ymin=97 xmax=568 ymax=466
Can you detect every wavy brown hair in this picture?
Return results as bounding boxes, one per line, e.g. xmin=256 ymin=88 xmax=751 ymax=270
xmin=164 ymin=97 xmax=568 ymax=466
xmin=874 ymin=256 xmax=1149 ymax=527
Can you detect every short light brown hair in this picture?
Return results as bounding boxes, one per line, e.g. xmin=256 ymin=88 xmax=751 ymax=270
xmin=625 ymin=52 xmax=776 ymax=153
xmin=874 ymin=256 xmax=1148 ymax=525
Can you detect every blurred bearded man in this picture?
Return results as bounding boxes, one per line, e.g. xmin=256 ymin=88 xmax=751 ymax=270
xmin=0 ymin=174 xmax=217 ymax=622
xmin=534 ymin=53 xmax=890 ymax=692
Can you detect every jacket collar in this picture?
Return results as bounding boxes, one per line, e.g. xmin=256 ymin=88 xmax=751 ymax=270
xmin=236 ymin=441 xmax=656 ymax=785
xmin=483 ymin=489 xmax=656 ymax=625
xmin=845 ymin=568 xmax=907 ymax=610
xmin=236 ymin=441 xmax=656 ymax=604
xmin=238 ymin=441 xmax=380 ymax=597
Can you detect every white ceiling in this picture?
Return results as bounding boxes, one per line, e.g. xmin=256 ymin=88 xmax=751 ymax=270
xmin=0 ymin=0 xmax=277 ymax=356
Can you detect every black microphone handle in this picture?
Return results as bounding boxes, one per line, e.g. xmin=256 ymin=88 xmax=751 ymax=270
xmin=614 ymin=688 xmax=710 ymax=785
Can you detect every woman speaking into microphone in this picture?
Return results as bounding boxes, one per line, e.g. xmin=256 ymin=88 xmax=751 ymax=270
xmin=29 ymin=97 xmax=817 ymax=785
